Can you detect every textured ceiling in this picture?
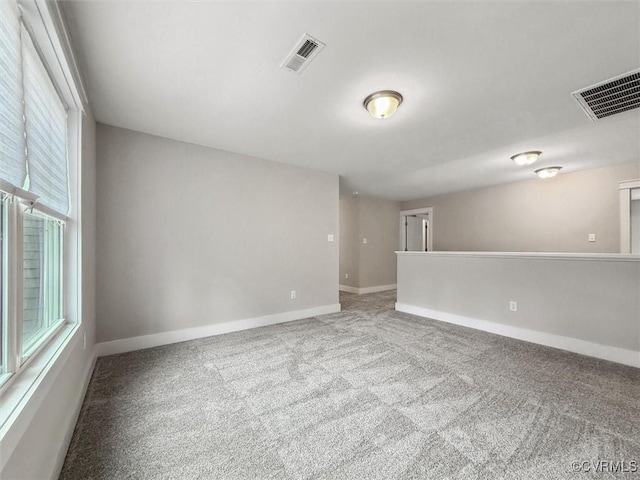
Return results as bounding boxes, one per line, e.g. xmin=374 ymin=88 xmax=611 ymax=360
xmin=62 ymin=0 xmax=640 ymax=200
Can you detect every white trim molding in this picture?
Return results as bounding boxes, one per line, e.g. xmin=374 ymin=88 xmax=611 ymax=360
xmin=400 ymin=207 xmax=433 ymax=253
xmin=339 ymin=285 xmax=359 ymax=294
xmin=96 ymin=304 xmax=342 ymax=357
xmin=0 ymin=327 xmax=96 ymax=473
xmin=339 ymin=284 xmax=397 ymax=295
xmin=51 ymin=347 xmax=96 ymax=478
xmin=619 ymin=179 xmax=640 ymax=254
xmin=395 ymin=251 xmax=640 ymax=262
xmin=396 ymin=303 xmax=640 ymax=368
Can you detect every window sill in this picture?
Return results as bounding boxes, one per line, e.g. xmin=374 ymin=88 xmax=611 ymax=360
xmin=22 ymin=318 xmax=67 ymax=366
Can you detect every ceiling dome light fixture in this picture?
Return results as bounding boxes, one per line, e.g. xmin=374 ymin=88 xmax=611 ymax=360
xmin=535 ymin=166 xmax=562 ymax=179
xmin=511 ymin=150 xmax=541 ymax=166
xmin=363 ymin=90 xmax=403 ymax=119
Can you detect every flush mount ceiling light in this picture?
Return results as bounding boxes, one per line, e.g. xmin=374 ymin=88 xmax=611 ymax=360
xmin=535 ymin=166 xmax=562 ymax=179
xmin=511 ymin=150 xmax=541 ymax=166
xmin=363 ymin=90 xmax=403 ymax=119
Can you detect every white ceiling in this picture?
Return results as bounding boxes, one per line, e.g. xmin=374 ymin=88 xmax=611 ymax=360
xmin=62 ymin=0 xmax=640 ymax=201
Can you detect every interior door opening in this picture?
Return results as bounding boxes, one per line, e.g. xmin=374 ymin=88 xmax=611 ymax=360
xmin=400 ymin=208 xmax=433 ymax=252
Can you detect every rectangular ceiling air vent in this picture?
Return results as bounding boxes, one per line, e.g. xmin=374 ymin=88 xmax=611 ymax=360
xmin=572 ymin=69 xmax=640 ymax=121
xmin=281 ymin=33 xmax=325 ymax=74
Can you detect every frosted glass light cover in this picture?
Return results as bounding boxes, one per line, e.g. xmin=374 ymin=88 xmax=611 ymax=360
xmin=511 ymin=151 xmax=541 ymax=166
xmin=535 ymin=166 xmax=562 ymax=179
xmin=367 ymin=96 xmax=398 ymax=119
xmin=364 ymin=91 xmax=403 ymax=119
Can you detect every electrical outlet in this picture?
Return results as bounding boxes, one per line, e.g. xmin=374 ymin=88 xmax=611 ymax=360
xmin=290 ymin=290 xmax=296 ymax=299
xmin=327 ymin=234 xmax=334 ymax=242
xmin=345 ymin=273 xmax=349 ymax=279
xmin=588 ymin=233 xmax=596 ymax=242
xmin=509 ymin=301 xmax=518 ymax=312
xmin=362 ymin=238 xmax=368 ymax=244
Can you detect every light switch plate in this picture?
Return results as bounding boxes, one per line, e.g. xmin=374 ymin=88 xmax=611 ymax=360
xmin=327 ymin=234 xmax=334 ymax=242
xmin=588 ymin=234 xmax=596 ymax=242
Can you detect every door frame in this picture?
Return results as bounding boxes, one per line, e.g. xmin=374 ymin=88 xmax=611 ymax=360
xmin=400 ymin=207 xmax=433 ymax=252
xmin=619 ymin=179 xmax=640 ymax=253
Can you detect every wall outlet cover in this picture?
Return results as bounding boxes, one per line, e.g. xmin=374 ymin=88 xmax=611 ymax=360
xmin=327 ymin=234 xmax=334 ymax=242
xmin=509 ymin=301 xmax=518 ymax=312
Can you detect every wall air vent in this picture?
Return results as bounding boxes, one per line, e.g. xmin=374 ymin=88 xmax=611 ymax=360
xmin=572 ymin=69 xmax=640 ymax=121
xmin=281 ymin=33 xmax=325 ymax=74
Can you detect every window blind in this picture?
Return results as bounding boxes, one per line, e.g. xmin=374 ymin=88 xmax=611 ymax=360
xmin=21 ymin=23 xmax=69 ymax=215
xmin=0 ymin=0 xmax=27 ymax=190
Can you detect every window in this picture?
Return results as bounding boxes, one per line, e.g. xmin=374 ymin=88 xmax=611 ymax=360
xmin=0 ymin=0 xmax=73 ymax=387
xmin=21 ymin=210 xmax=64 ymax=356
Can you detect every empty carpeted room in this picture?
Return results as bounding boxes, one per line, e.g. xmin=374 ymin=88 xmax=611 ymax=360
xmin=1 ymin=1 xmax=639 ymax=479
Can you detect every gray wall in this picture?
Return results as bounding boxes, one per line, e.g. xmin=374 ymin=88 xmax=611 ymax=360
xmin=339 ymin=195 xmax=400 ymax=289
xmin=401 ymin=162 xmax=640 ymax=253
xmin=396 ymin=252 xmax=640 ymax=353
xmin=358 ymin=196 xmax=400 ymax=288
xmin=96 ymin=124 xmax=339 ymax=343
xmin=339 ymin=197 xmax=359 ymax=288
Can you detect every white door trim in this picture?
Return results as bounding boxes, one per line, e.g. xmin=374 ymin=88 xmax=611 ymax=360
xmin=400 ymin=207 xmax=433 ymax=252
xmin=619 ymin=179 xmax=640 ymax=254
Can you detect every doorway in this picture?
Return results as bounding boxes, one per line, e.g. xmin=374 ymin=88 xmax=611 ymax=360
xmin=400 ymin=208 xmax=433 ymax=252
xmin=619 ymin=179 xmax=640 ymax=254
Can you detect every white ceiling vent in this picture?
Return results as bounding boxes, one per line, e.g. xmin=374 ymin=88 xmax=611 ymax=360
xmin=281 ymin=33 xmax=325 ymax=74
xmin=572 ymin=69 xmax=640 ymax=121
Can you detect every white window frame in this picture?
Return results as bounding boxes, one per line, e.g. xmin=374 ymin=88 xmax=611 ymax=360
xmin=0 ymin=0 xmax=87 ymax=430
xmin=18 ymin=205 xmax=66 ymax=359
xmin=1 ymin=192 xmax=68 ymax=380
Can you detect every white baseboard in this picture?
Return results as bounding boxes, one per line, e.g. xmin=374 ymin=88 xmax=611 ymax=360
xmin=339 ymin=284 xmax=397 ymax=295
xmin=96 ymin=304 xmax=342 ymax=357
xmin=360 ymin=284 xmax=397 ymax=294
xmin=339 ymin=285 xmax=359 ymax=294
xmin=395 ymin=303 xmax=640 ymax=368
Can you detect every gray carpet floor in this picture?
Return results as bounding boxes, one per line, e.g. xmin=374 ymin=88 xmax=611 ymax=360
xmin=60 ymin=290 xmax=640 ymax=479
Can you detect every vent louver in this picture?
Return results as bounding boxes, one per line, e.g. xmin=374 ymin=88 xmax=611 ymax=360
xmin=572 ymin=69 xmax=640 ymax=121
xmin=281 ymin=34 xmax=325 ymax=74
xmin=297 ymin=40 xmax=318 ymax=58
